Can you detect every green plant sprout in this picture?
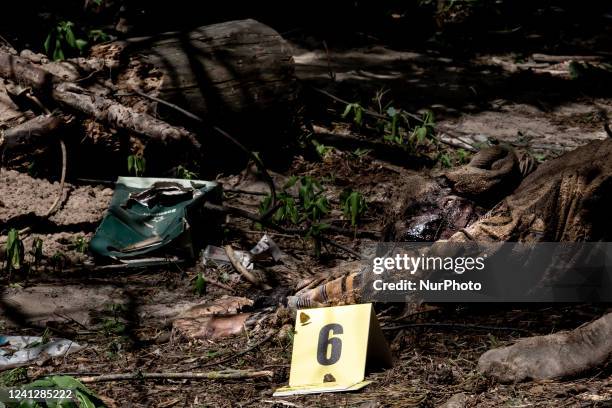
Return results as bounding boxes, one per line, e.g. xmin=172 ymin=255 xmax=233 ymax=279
xmin=5 ymin=229 xmax=24 ymax=278
xmin=127 ymin=154 xmax=146 ymax=176
xmin=44 ymin=21 xmax=87 ymax=61
xmin=341 ymin=189 xmax=368 ymax=227
xmin=342 ymin=102 xmax=365 ymax=126
xmin=259 ymin=176 xmax=331 ymax=257
xmin=194 ymin=272 xmax=206 ymax=296
xmin=176 ymin=165 xmax=199 ymax=180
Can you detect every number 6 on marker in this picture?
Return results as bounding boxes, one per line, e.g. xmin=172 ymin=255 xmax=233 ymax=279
xmin=317 ymin=323 xmax=343 ymax=365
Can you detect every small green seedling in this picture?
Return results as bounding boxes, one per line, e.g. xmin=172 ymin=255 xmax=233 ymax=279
xmin=342 ymin=102 xmax=365 ymax=126
xmin=5 ymin=229 xmax=24 ymax=276
xmin=352 ymin=148 xmax=372 ymax=158
xmin=88 ymin=28 xmax=109 ymax=42
xmin=411 ymin=110 xmax=436 ymax=144
xmin=341 ymin=189 xmax=368 ymax=227
xmin=194 ymin=272 xmax=206 ymax=296
xmin=50 ymin=251 xmax=67 ymax=272
xmin=127 ymin=154 xmax=146 ymax=176
xmin=176 ymin=165 xmax=198 ymax=180
xmin=31 ymin=237 xmax=44 ymax=268
xmin=438 ymin=152 xmax=453 ymax=168
xmin=259 ymin=176 xmax=331 ymax=257
xmin=311 ymin=139 xmax=334 ymax=159
xmin=455 ymin=148 xmax=470 ymax=165
xmin=72 ymin=236 xmax=88 ymax=254
xmin=384 ymin=106 xmax=402 ymax=143
xmin=44 ymin=21 xmax=88 ymax=61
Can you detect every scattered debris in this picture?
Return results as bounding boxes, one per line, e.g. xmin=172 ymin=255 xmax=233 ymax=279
xmin=224 ymin=245 xmax=272 ymax=290
xmin=0 ymin=335 xmax=82 ymax=369
xmin=172 ymin=296 xmax=253 ymax=340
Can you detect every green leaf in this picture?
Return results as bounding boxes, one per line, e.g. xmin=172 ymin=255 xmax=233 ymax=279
xmin=50 ymin=376 xmax=89 ymax=393
xmin=127 ymin=155 xmax=134 ymax=173
xmin=64 ymin=27 xmax=76 ymax=48
xmin=75 ymin=39 xmax=88 ymax=52
xmin=415 ymin=126 xmax=427 ymax=143
xmin=341 ymin=103 xmax=353 ymax=118
xmin=44 ymin=33 xmax=53 ymax=53
xmin=354 ymin=105 xmax=363 ymax=125
xmin=53 ymin=39 xmax=64 ymax=61
xmin=283 ymin=175 xmax=298 ymax=189
xmin=75 ymin=390 xmax=96 ymax=408
xmin=194 ymin=272 xmax=206 ymax=296
xmin=25 ymin=379 xmax=54 ymax=388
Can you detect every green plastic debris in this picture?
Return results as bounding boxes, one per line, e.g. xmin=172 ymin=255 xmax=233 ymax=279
xmin=90 ymin=177 xmax=222 ymax=261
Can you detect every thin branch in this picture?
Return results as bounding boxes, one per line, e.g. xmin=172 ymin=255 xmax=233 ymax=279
xmin=76 ymin=369 xmax=273 ymax=383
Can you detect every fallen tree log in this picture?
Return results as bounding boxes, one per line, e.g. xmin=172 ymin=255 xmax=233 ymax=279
xmin=53 ymin=83 xmax=201 ymax=148
xmin=0 ymin=115 xmax=64 ymax=149
xmin=114 ymin=19 xmax=297 ymax=135
xmin=0 ymin=51 xmax=201 ymax=149
xmin=0 ymin=19 xmax=296 ymax=154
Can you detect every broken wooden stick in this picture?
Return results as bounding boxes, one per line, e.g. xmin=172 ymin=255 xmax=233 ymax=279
xmin=224 ymin=244 xmax=272 ymax=290
xmin=77 ymin=369 xmax=273 ymax=383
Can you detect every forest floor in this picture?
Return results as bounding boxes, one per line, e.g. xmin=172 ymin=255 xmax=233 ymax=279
xmin=1 ymin=40 xmax=612 ymax=407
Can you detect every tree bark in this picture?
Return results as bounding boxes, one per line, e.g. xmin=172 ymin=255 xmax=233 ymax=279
xmin=0 ymin=115 xmax=64 ymax=149
xmin=124 ymin=19 xmax=296 ymax=118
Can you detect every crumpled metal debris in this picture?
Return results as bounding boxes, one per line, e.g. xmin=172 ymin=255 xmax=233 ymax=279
xmin=0 ymin=335 xmax=82 ymax=369
xmin=202 ymin=234 xmax=283 ymax=271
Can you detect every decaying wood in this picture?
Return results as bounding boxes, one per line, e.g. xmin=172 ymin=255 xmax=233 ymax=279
xmin=53 ymin=83 xmax=201 ymax=148
xmin=121 ymin=19 xmax=297 ymax=124
xmin=77 ymin=369 xmax=274 ymax=383
xmin=0 ymin=51 xmax=201 ymax=148
xmin=0 ymin=115 xmax=64 ymax=149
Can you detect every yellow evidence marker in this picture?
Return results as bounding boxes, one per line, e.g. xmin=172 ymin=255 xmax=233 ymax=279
xmin=274 ymin=303 xmax=392 ymax=396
